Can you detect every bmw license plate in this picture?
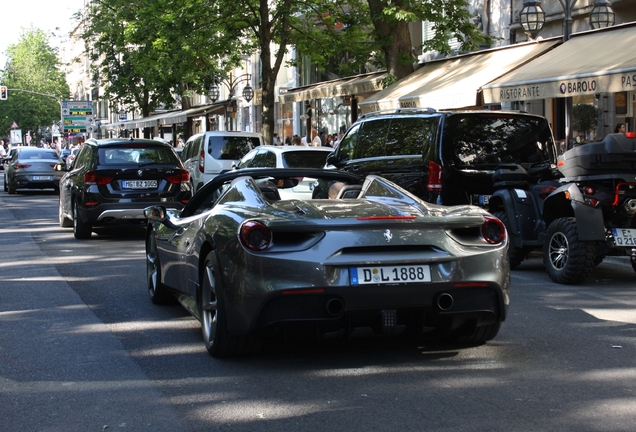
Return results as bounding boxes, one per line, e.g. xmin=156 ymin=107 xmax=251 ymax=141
xmin=350 ymin=265 xmax=431 ymax=285
xmin=612 ymin=228 xmax=636 ymax=246
xmin=123 ymin=180 xmax=157 ymax=189
xmin=32 ymin=176 xmax=52 ymax=181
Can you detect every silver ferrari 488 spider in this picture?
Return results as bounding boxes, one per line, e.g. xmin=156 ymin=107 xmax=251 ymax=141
xmin=144 ymin=168 xmax=510 ymax=357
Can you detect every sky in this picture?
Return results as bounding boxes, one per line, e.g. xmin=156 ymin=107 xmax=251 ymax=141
xmin=0 ymin=0 xmax=85 ymax=66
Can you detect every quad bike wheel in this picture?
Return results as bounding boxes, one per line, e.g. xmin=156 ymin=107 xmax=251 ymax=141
xmin=543 ymin=217 xmax=596 ymax=284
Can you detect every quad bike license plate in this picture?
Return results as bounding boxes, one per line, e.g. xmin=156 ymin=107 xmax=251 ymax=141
xmin=612 ymin=228 xmax=636 ymax=246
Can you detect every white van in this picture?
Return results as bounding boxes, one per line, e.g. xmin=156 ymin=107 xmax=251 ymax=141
xmin=181 ymin=131 xmax=263 ymax=192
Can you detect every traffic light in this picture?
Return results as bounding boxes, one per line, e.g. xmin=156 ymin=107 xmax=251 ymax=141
xmin=0 ymin=86 xmax=7 ymax=100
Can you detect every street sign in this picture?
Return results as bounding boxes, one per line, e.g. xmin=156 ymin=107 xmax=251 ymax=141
xmin=10 ymin=129 xmax=22 ymax=144
xmin=62 ymin=100 xmax=93 ymax=133
xmin=11 ymin=121 xmax=18 ymax=129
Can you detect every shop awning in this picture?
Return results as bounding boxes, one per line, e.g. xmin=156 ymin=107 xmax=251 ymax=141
xmin=358 ymin=39 xmax=561 ymax=113
xmin=280 ymin=71 xmax=387 ymax=103
xmin=101 ymin=103 xmax=225 ymax=130
xmin=482 ymin=23 xmax=636 ymax=104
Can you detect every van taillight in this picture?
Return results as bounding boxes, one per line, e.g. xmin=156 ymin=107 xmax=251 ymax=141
xmin=427 ymin=161 xmax=442 ymax=191
xmin=198 ymin=149 xmax=205 ymax=173
xmin=84 ymin=170 xmax=113 ymax=185
xmin=166 ymin=170 xmax=190 ymax=184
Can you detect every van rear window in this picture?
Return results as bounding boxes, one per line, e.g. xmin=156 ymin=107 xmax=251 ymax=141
xmin=208 ymin=136 xmax=258 ymax=160
xmin=444 ymin=114 xmax=555 ymax=168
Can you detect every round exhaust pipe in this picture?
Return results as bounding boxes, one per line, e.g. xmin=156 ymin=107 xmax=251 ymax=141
xmin=436 ymin=293 xmax=454 ymax=311
xmin=623 ymin=199 xmax=636 ymax=216
xmin=325 ymin=298 xmax=345 ymax=317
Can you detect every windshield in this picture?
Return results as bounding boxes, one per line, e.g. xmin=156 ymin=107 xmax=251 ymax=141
xmin=281 ymin=150 xmax=330 ymax=168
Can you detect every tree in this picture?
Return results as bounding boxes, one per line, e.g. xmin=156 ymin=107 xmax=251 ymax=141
xmin=572 ymin=103 xmax=601 ymax=140
xmin=82 ymin=0 xmax=249 ymax=131
xmin=0 ymin=28 xmax=70 ymax=142
xmin=221 ymin=0 xmax=490 ymax=144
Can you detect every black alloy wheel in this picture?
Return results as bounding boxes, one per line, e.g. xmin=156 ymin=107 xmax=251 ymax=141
xmin=200 ymin=251 xmax=260 ymax=358
xmin=543 ymin=217 xmax=595 ymax=284
xmin=146 ymin=232 xmax=173 ymax=304
xmin=73 ymin=201 xmax=92 ymax=239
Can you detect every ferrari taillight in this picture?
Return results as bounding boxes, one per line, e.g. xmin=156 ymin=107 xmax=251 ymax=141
xmin=482 ymin=216 xmax=506 ymax=244
xmin=239 ymin=220 xmax=272 ymax=251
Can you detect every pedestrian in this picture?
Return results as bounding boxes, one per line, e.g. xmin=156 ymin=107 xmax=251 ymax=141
xmin=284 ymin=136 xmax=291 ymax=146
xmin=311 ymin=129 xmax=321 ymax=147
xmin=614 ymin=123 xmax=626 ymax=133
xmin=292 ymin=135 xmax=303 ymax=146
xmin=273 ymin=133 xmax=280 ymax=145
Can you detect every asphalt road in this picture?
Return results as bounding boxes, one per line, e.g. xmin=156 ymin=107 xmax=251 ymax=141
xmin=2 ymin=181 xmax=636 ymax=432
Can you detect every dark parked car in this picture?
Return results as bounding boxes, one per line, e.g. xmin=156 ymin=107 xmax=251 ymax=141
xmin=326 ymin=108 xmax=558 ymax=206
xmin=4 ymin=147 xmax=64 ymax=194
xmin=144 ymin=168 xmax=509 ymax=357
xmin=58 ymin=138 xmax=192 ymax=239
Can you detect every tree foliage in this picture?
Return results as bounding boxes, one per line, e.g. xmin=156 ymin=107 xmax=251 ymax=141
xmin=81 ymin=0 xmax=490 ymax=144
xmin=82 ymin=0 xmax=250 ymax=118
xmin=0 ymin=28 xmax=70 ymax=142
xmin=572 ymin=103 xmax=601 ymax=139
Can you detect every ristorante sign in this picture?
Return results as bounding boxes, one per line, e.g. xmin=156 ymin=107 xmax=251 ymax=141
xmin=484 ymin=71 xmax=636 ymax=103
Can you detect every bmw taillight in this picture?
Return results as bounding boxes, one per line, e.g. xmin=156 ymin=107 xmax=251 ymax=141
xmin=482 ymin=216 xmax=506 ymax=244
xmin=84 ymin=169 xmax=114 ymax=185
xmin=239 ymin=221 xmax=272 ymax=251
xmin=427 ymin=161 xmax=442 ymax=192
xmin=166 ymin=170 xmax=190 ymax=184
xmin=14 ymin=164 xmax=32 ymax=170
xmin=198 ymin=149 xmax=205 ymax=173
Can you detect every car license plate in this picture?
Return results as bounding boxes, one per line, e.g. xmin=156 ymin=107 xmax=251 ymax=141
xmin=32 ymin=176 xmax=52 ymax=181
xmin=350 ymin=265 xmax=431 ymax=285
xmin=478 ymin=195 xmax=490 ymax=205
xmin=612 ymin=228 xmax=636 ymax=246
xmin=123 ymin=180 xmax=158 ymax=189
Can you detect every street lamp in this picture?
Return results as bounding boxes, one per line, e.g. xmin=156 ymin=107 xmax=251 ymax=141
xmin=589 ymin=0 xmax=615 ymax=29
xmin=208 ymin=72 xmax=254 ymax=103
xmin=519 ymin=1 xmax=545 ymax=40
xmin=519 ymin=0 xmax=615 ymax=146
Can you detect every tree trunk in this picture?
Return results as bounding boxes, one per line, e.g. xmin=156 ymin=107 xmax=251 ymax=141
xmin=367 ymin=0 xmax=414 ymax=80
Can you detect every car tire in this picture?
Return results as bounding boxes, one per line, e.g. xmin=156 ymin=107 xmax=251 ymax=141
xmin=631 ymin=257 xmax=636 ymax=274
xmin=493 ymin=211 xmax=527 ymax=270
xmin=543 ymin=217 xmax=595 ymax=284
xmin=7 ymin=178 xmax=16 ymax=194
xmin=73 ymin=201 xmax=92 ymax=239
xmin=200 ymin=251 xmax=260 ymax=358
xmin=146 ymin=232 xmax=174 ymax=304
xmin=454 ymin=321 xmax=501 ymax=344
xmin=58 ymin=198 xmax=73 ymax=227
xmin=3 ymin=177 xmax=7 ymax=192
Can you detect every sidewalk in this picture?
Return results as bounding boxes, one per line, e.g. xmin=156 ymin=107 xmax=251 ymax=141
xmin=0 ymin=192 xmax=188 ymax=432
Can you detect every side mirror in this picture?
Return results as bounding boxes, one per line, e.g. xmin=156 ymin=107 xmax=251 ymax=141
xmin=144 ymin=205 xmax=167 ymax=221
xmin=325 ymin=152 xmax=337 ymax=167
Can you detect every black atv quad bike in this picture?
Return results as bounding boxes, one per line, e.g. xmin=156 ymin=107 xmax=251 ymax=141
xmin=490 ymin=132 xmax=636 ymax=284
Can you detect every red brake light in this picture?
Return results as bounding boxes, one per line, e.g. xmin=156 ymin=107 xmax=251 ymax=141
xmin=427 ymin=161 xmax=442 ymax=191
xmin=166 ymin=170 xmax=190 ymax=184
xmin=198 ymin=149 xmax=205 ymax=173
xmin=482 ymin=216 xmax=506 ymax=244
xmin=239 ymin=221 xmax=272 ymax=251
xmin=584 ymin=186 xmax=595 ymax=195
xmin=84 ymin=169 xmax=114 ymax=185
xmin=14 ymin=164 xmax=32 ymax=170
xmin=626 ymin=132 xmax=635 ymax=139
